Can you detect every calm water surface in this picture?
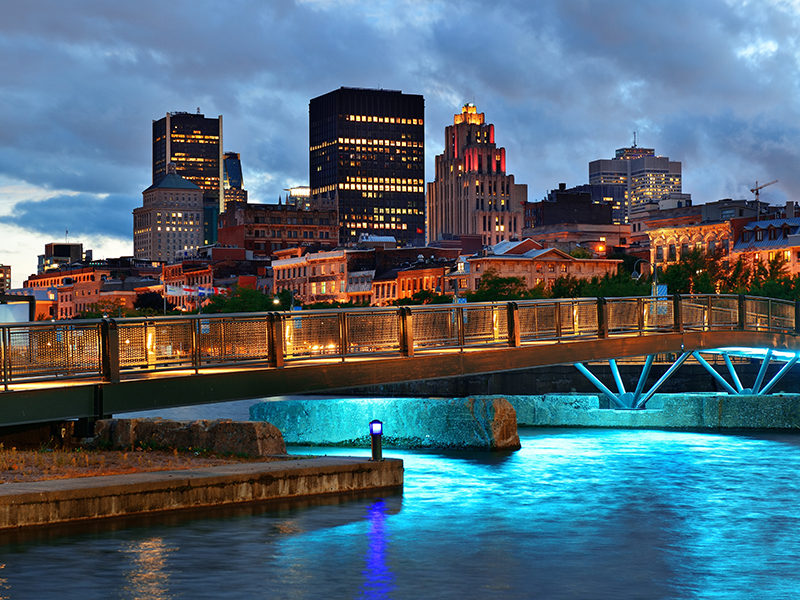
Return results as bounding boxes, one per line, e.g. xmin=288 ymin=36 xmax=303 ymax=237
xmin=1 ymin=400 xmax=800 ymax=599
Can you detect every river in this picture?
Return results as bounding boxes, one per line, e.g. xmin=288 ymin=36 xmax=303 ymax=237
xmin=1 ymin=399 xmax=800 ymax=599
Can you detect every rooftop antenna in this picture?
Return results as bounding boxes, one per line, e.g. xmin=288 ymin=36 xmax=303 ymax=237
xmin=65 ymin=228 xmax=69 ymax=243
xmin=197 ymin=107 xmax=201 ymax=114
xmin=632 ymin=131 xmax=637 ymax=148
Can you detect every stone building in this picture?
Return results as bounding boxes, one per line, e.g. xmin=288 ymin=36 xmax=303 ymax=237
xmin=218 ymin=201 xmax=338 ymax=257
xmin=134 ymin=164 xmax=205 ymax=263
xmin=427 ymin=103 xmax=527 ymax=247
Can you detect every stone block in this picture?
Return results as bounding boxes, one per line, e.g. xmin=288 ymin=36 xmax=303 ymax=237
xmin=94 ymin=418 xmax=287 ymax=456
xmin=250 ymin=397 xmax=520 ymax=451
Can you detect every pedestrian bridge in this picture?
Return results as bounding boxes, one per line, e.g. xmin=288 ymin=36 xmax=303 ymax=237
xmin=1 ymin=294 xmax=799 ymax=429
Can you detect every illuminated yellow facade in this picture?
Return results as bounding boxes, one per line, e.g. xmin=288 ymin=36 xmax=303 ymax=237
xmin=134 ymin=165 xmax=204 ymax=263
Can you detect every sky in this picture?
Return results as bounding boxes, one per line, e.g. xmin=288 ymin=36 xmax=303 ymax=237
xmin=1 ymin=0 xmax=800 ymax=287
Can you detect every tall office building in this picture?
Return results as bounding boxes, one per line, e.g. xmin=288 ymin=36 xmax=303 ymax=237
xmin=427 ymin=103 xmax=527 ymax=246
xmin=223 ymin=152 xmax=248 ymax=206
xmin=309 ymin=87 xmax=425 ymax=247
xmin=589 ymin=144 xmax=682 ymax=222
xmin=153 ymin=111 xmax=224 ymax=243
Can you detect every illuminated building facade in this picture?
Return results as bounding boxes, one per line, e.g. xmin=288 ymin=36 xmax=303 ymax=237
xmin=589 ymin=145 xmax=682 ymax=222
xmin=217 ymin=201 xmax=338 ymax=256
xmin=223 ymin=152 xmax=247 ymax=207
xmin=153 ymin=111 xmax=224 ymax=244
xmin=427 ymin=104 xmax=527 ymax=247
xmin=134 ymin=164 xmax=204 ymax=263
xmin=309 ymin=87 xmax=425 ymax=247
xmin=0 ymin=264 xmax=9 ymax=293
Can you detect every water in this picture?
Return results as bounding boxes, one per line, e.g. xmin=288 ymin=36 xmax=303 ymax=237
xmin=2 ymin=401 xmax=800 ymax=599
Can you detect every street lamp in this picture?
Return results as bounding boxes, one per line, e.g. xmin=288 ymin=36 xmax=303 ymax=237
xmin=631 ymin=258 xmax=659 ymax=296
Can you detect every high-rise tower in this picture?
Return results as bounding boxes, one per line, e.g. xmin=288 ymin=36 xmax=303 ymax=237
xmin=427 ymin=104 xmax=527 ymax=246
xmin=589 ymin=144 xmax=682 ymax=222
xmin=153 ymin=112 xmax=224 ymax=244
xmin=309 ymin=87 xmax=425 ymax=247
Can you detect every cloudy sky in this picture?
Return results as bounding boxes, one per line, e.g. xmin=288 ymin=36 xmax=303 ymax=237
xmin=1 ymin=0 xmax=799 ymax=286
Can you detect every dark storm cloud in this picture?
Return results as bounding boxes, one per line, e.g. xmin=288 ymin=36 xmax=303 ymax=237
xmin=0 ymin=193 xmax=138 ymax=239
xmin=1 ymin=0 xmax=800 ymax=241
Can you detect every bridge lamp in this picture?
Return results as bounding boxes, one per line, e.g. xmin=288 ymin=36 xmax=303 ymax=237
xmin=369 ymin=420 xmax=383 ymax=461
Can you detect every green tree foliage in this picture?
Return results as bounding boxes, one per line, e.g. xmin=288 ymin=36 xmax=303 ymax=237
xmin=394 ymin=289 xmax=452 ymax=305
xmin=569 ymin=247 xmax=593 ymax=259
xmin=466 ymin=268 xmax=532 ymax=302
xmin=549 ymin=271 xmax=650 ymax=299
xmin=659 ymin=248 xmax=725 ymax=294
xmin=203 ymin=286 xmax=276 ymax=314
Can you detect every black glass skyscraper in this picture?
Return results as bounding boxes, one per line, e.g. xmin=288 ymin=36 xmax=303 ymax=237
xmin=309 ymin=87 xmax=425 ymax=246
xmin=153 ymin=111 xmax=224 ymax=244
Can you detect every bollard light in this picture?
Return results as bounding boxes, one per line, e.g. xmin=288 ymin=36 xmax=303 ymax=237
xmin=369 ymin=419 xmax=383 ymax=461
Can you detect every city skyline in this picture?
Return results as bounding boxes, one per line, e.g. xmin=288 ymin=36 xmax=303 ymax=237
xmin=2 ymin=0 xmax=800 ymax=286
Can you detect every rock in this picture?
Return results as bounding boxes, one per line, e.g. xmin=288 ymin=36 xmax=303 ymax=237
xmin=249 ymin=396 xmax=520 ymax=451
xmin=94 ymin=418 xmax=287 ymax=457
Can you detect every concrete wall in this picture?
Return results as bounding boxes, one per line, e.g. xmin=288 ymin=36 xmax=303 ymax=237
xmin=503 ymin=393 xmax=800 ymax=430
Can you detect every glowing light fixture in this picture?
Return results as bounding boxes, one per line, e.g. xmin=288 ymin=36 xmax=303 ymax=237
xmin=370 ymin=420 xmax=383 ymax=461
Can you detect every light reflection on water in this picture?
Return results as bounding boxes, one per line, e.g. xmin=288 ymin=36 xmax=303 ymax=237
xmin=2 ymin=425 xmax=800 ymax=598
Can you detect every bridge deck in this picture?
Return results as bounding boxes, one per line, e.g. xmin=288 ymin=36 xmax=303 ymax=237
xmin=1 ymin=294 xmax=799 ymax=428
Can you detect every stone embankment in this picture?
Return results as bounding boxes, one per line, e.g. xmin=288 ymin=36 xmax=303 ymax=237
xmin=0 ymin=419 xmax=403 ymax=530
xmin=250 ymin=396 xmax=521 ymax=450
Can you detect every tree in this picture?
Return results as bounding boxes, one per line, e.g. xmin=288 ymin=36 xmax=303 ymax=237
xmin=203 ymin=286 xmax=276 ymax=313
xmin=660 ymin=248 xmax=724 ymax=294
xmin=134 ymin=291 xmax=175 ymax=313
xmin=569 ymin=247 xmax=593 ymax=259
xmin=467 ymin=268 xmax=531 ymax=302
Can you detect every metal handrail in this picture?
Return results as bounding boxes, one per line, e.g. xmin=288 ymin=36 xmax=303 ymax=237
xmin=2 ymin=294 xmax=798 ymax=389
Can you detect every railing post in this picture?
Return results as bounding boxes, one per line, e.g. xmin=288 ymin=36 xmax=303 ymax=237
xmin=1 ymin=327 xmax=9 ymax=391
xmin=768 ymin=298 xmax=773 ymax=332
xmin=507 ymin=302 xmax=521 ymax=347
xmin=100 ymin=319 xmax=120 ymax=384
xmin=268 ymin=312 xmax=285 ymax=368
xmin=192 ymin=317 xmax=201 ymax=373
xmin=673 ymin=294 xmax=684 ymax=333
xmin=457 ymin=306 xmax=466 ymax=348
xmin=707 ymin=296 xmax=714 ymax=331
xmin=795 ymin=300 xmax=800 ymax=336
xmin=597 ymin=297 xmax=608 ymax=339
xmin=339 ymin=312 xmax=348 ymax=358
xmin=637 ymin=297 xmax=645 ymax=334
xmin=739 ymin=295 xmax=747 ymax=331
xmin=554 ymin=301 xmax=562 ymax=340
xmin=399 ymin=307 xmax=414 ymax=357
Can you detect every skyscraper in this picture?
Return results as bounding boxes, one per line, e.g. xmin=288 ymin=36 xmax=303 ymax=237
xmin=427 ymin=103 xmax=527 ymax=246
xmin=153 ymin=112 xmax=224 ymax=243
xmin=223 ymin=152 xmax=247 ymax=206
xmin=134 ymin=164 xmax=204 ymax=262
xmin=589 ymin=144 xmax=682 ymax=222
xmin=309 ymin=87 xmax=425 ymax=247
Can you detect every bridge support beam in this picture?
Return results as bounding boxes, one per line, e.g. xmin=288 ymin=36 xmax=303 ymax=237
xmin=575 ymin=352 xmax=694 ymax=410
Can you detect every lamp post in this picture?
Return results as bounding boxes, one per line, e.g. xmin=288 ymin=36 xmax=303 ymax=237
xmin=632 ymin=258 xmax=659 ymax=296
xmin=369 ymin=420 xmax=383 ymax=461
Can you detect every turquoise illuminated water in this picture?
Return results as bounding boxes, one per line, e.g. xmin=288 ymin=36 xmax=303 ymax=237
xmin=2 ymin=401 xmax=800 ymax=598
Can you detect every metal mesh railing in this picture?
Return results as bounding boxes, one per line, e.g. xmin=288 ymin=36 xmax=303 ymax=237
xmin=346 ymin=309 xmax=400 ymax=355
xmin=559 ymin=299 xmax=599 ymax=339
xmin=0 ymin=322 xmax=103 ymax=380
xmin=3 ymin=294 xmax=800 ymax=388
xmin=201 ymin=317 xmax=271 ymax=363
xmin=745 ymin=297 xmax=795 ymax=333
xmin=409 ymin=306 xmax=463 ymax=350
xmin=283 ymin=311 xmax=342 ymax=360
xmin=462 ymin=304 xmax=508 ymax=347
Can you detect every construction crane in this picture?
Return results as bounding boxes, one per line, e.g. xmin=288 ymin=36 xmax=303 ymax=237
xmin=751 ymin=179 xmax=778 ymax=220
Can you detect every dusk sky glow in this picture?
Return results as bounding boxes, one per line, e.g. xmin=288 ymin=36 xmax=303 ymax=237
xmin=2 ymin=0 xmax=800 ymax=286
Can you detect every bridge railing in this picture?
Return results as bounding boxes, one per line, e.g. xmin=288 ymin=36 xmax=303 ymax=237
xmin=3 ymin=294 xmax=800 ymax=389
